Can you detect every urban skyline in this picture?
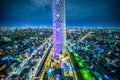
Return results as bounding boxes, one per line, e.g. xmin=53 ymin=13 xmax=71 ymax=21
xmin=0 ymin=0 xmax=120 ymax=80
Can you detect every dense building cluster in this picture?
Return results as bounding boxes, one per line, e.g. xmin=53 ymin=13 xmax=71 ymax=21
xmin=67 ymin=28 xmax=120 ymax=80
xmin=0 ymin=27 xmax=52 ymax=79
xmin=0 ymin=27 xmax=120 ymax=80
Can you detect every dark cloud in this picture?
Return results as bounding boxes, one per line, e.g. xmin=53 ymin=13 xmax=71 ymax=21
xmin=66 ymin=0 xmax=120 ymax=26
xmin=0 ymin=0 xmax=52 ymax=26
xmin=0 ymin=0 xmax=120 ymax=27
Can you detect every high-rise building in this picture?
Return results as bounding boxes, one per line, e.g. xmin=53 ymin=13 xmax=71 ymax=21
xmin=52 ymin=0 xmax=66 ymax=58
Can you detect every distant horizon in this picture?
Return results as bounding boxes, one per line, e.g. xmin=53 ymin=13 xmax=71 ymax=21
xmin=1 ymin=25 xmax=120 ymax=28
xmin=0 ymin=23 xmax=120 ymax=28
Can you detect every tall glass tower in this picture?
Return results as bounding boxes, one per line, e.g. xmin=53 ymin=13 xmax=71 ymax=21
xmin=52 ymin=0 xmax=66 ymax=58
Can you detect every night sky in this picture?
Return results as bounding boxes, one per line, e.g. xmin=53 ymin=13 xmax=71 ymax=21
xmin=0 ymin=0 xmax=120 ymax=27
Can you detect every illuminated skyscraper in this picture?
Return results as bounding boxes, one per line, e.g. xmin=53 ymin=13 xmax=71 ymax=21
xmin=52 ymin=0 xmax=66 ymax=58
